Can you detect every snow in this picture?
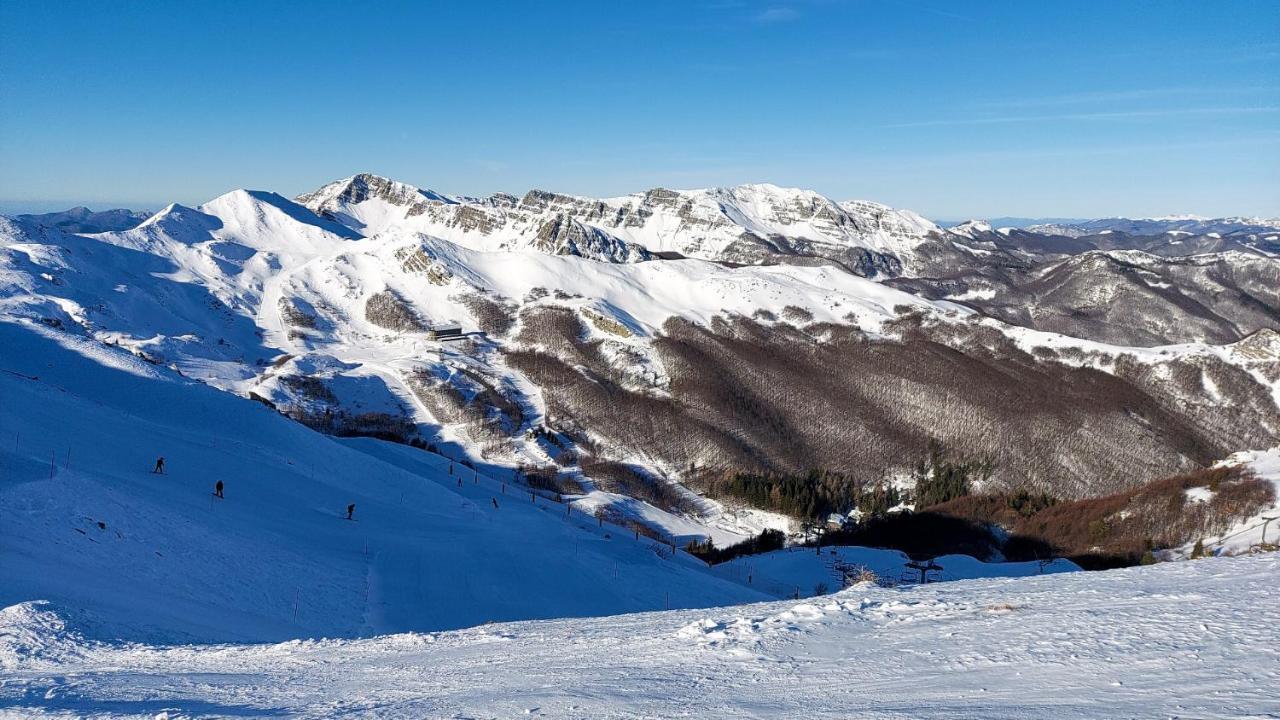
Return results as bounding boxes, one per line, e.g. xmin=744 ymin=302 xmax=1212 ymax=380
xmin=1179 ymin=447 xmax=1280 ymax=557
xmin=353 ymin=231 xmax=932 ymax=336
xmin=946 ymin=219 xmax=992 ymax=238
xmin=296 ymin=175 xmax=946 ymax=271
xmin=4 ymin=190 xmax=1276 ymax=553
xmin=991 ymin=313 xmax=1277 ymax=395
xmin=947 ymin=287 xmax=997 ymax=301
xmin=3 ymin=555 xmax=1277 ymax=718
xmin=1185 ymin=486 xmax=1214 ymax=503
xmin=0 ymin=319 xmax=768 ymax=643
xmin=294 ymin=174 xmax=458 ymax=236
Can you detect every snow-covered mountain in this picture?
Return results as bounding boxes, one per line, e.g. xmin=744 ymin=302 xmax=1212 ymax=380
xmin=891 ymin=247 xmax=1280 ymax=345
xmin=944 ymin=219 xmax=994 ymax=239
xmin=297 ymin=174 xmax=949 ymax=274
xmin=5 ymin=177 xmax=1276 ymax=510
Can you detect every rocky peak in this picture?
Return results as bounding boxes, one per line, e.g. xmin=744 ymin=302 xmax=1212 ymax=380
xmin=297 ymin=174 xmax=454 ymax=215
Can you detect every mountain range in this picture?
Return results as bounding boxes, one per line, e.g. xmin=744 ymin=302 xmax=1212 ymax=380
xmin=3 ymin=174 xmax=1277 ymax=533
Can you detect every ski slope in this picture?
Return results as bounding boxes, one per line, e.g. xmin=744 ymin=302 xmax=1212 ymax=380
xmin=3 ymin=555 xmax=1276 ymax=719
xmin=0 ymin=319 xmax=768 ymax=642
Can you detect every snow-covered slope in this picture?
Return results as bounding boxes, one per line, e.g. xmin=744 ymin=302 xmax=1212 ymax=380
xmin=4 ymin=554 xmax=1276 ymax=718
xmin=0 ymin=319 xmax=768 ymax=642
xmin=295 ymin=173 xmax=459 ymax=235
xmin=945 ymin=218 xmax=994 ymax=239
xmin=1180 ymin=446 xmax=1280 ymax=557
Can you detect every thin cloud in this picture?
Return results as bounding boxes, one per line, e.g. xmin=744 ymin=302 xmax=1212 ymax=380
xmin=985 ymin=86 xmax=1280 ymax=109
xmin=469 ymin=158 xmax=510 ymax=174
xmin=883 ymin=106 xmax=1280 ymax=129
xmin=902 ymin=133 xmax=1280 ymax=164
xmin=753 ymin=6 xmax=800 ymax=23
xmin=883 ymin=0 xmax=974 ymax=22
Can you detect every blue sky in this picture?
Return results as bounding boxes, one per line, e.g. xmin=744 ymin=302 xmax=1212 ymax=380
xmin=1 ymin=0 xmax=1277 ymax=218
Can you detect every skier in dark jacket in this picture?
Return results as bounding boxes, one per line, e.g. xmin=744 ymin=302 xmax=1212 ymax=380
xmin=152 ymin=457 xmax=165 ymax=474
xmin=491 ymin=497 xmax=499 ymax=510
xmin=214 ymin=480 xmax=224 ymax=498
xmin=346 ymin=503 xmax=355 ymax=520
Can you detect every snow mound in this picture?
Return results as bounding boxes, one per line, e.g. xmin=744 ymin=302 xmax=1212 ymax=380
xmin=0 ymin=602 xmax=87 ymax=671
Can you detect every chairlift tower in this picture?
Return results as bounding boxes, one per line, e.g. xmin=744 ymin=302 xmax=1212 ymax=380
xmin=902 ymin=559 xmax=944 ymax=584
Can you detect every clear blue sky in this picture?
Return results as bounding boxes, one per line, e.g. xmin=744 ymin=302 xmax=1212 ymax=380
xmin=1 ymin=0 xmax=1277 ymax=218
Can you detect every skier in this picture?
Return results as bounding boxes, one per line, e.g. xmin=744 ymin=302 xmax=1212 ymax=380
xmin=346 ymin=503 xmax=355 ymax=520
xmin=214 ymin=480 xmax=224 ymax=498
xmin=491 ymin=497 xmax=499 ymax=510
xmin=152 ymin=456 xmax=165 ymax=474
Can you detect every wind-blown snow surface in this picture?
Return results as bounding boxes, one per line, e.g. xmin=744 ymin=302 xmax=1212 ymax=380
xmin=3 ymin=556 xmax=1277 ymax=719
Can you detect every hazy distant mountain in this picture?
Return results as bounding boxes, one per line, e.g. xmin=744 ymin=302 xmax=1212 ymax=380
xmin=941 ymin=216 xmax=1280 ymax=234
xmin=12 ymin=205 xmax=151 ymax=233
xmin=1030 ymin=216 xmax=1280 ymax=237
xmin=940 ymin=217 xmax=1089 ymax=229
